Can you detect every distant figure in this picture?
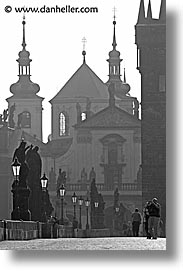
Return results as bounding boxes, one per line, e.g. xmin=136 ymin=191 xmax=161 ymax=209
xmin=49 ymin=167 xmax=56 ymax=184
xmin=131 ymin=208 xmax=142 ymax=237
xmin=89 ymin=167 xmax=96 ymax=182
xmin=143 ymin=201 xmax=152 ymax=239
xmin=148 ymin=198 xmax=161 ymax=239
xmin=81 ymin=167 xmax=87 ymax=183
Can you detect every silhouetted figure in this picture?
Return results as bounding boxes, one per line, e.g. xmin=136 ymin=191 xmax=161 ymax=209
xmin=132 ymin=208 xmax=142 ymax=237
xmin=13 ymin=140 xmax=30 ymax=186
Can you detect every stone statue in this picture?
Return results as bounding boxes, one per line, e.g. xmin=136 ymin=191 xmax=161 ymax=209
xmin=9 ymin=103 xmax=16 ymax=128
xmin=76 ymin=102 xmax=81 ymax=123
xmin=17 ymin=112 xmax=23 ymax=128
xmin=137 ymin=164 xmax=142 ymax=184
xmin=89 ymin=167 xmax=96 ymax=182
xmin=0 ymin=114 xmax=3 ymax=125
xmin=114 ymin=187 xmax=120 ymax=207
xmin=49 ymin=167 xmax=56 ymax=184
xmin=2 ymin=109 xmax=8 ymax=125
xmin=56 ymin=169 xmax=66 ymax=197
xmin=81 ymin=167 xmax=87 ymax=183
xmin=13 ymin=140 xmax=30 ymax=186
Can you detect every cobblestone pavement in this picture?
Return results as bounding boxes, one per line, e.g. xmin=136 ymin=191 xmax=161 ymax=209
xmin=0 ymin=237 xmax=166 ymax=250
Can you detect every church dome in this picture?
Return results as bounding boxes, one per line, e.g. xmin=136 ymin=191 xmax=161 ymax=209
xmin=114 ymin=82 xmax=131 ymax=99
xmin=17 ymin=49 xmax=31 ymax=66
xmin=109 ymin=49 xmax=120 ymax=58
xmin=10 ymin=76 xmax=40 ymax=96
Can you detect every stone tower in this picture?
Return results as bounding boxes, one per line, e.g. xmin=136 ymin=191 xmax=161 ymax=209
xmin=135 ymin=0 xmax=166 ymax=231
xmin=6 ymin=16 xmax=44 ymax=141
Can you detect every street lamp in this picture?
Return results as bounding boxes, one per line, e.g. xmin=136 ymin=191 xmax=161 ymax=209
xmin=40 ymin=173 xmax=48 ymax=222
xmin=41 ymin=173 xmax=48 ymax=190
xmin=85 ymin=197 xmax=90 ymax=230
xmin=94 ymin=200 xmax=99 ymax=229
xmin=114 ymin=206 xmax=120 ymax=231
xmin=11 ymin=158 xmax=21 ymax=220
xmin=59 ymin=184 xmax=66 ymax=225
xmin=12 ymin=158 xmax=21 ymax=183
xmin=78 ymin=196 xmax=83 ymax=229
xmin=72 ymin=192 xmax=77 ymax=220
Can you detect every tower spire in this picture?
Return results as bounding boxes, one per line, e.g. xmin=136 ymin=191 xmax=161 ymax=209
xmin=147 ymin=0 xmax=153 ymax=19
xmin=22 ymin=14 xmax=26 ymax=50
xmin=112 ymin=7 xmax=117 ymax=49
xmin=82 ymin=37 xmax=87 ymax=63
xmin=159 ymin=0 xmax=166 ymax=23
xmin=137 ymin=0 xmax=145 ymax=24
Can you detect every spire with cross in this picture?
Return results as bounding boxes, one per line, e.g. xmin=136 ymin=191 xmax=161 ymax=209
xmin=113 ymin=6 xmax=117 ymax=21
xmin=82 ymin=37 xmax=87 ymax=63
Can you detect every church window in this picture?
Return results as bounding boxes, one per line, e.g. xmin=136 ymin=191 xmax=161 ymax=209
xmin=108 ymin=142 xmax=118 ymax=164
xmin=81 ymin=112 xmax=86 ymax=121
xmin=20 ymin=111 xmax=31 ymax=128
xmin=59 ymin=112 xmax=69 ymax=136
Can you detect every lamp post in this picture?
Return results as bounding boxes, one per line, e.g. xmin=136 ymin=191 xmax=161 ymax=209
xmin=94 ymin=200 xmax=99 ymax=229
xmin=40 ymin=173 xmax=48 ymax=222
xmin=85 ymin=197 xmax=90 ymax=230
xmin=78 ymin=196 xmax=83 ymax=229
xmin=114 ymin=206 xmax=120 ymax=231
xmin=11 ymin=158 xmax=21 ymax=220
xmin=72 ymin=192 xmax=77 ymax=220
xmin=59 ymin=184 xmax=65 ymax=225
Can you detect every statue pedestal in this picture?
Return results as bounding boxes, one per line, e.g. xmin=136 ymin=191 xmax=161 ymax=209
xmin=11 ymin=184 xmax=31 ymax=221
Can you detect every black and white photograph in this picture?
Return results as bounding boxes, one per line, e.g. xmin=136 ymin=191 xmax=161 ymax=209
xmin=0 ymin=0 xmax=182 ymax=272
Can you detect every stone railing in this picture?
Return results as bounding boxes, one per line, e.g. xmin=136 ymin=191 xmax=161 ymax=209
xmin=63 ymin=183 xmax=142 ymax=192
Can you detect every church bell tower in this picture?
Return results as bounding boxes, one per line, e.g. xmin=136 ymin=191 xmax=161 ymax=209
xmin=6 ymin=16 xmax=44 ymax=140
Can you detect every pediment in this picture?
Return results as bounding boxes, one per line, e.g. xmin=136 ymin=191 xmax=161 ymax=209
xmin=74 ymin=106 xmax=141 ymax=129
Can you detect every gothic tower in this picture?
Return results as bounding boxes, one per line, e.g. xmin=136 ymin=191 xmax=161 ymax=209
xmin=135 ymin=0 xmax=166 ymax=231
xmin=6 ymin=17 xmax=43 ymax=140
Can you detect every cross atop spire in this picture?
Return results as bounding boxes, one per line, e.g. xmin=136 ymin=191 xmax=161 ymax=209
xmin=82 ymin=37 xmax=87 ymax=63
xmin=22 ymin=14 xmax=26 ymax=50
xmin=112 ymin=7 xmax=117 ymax=49
xmin=113 ymin=6 xmax=117 ymax=21
xmin=82 ymin=37 xmax=87 ymax=51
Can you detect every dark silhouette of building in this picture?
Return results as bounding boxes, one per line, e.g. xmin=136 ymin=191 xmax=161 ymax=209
xmin=135 ymin=0 xmax=166 ymax=233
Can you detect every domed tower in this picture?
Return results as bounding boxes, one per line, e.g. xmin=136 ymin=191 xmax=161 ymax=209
xmin=6 ymin=16 xmax=43 ymax=140
xmin=106 ymin=15 xmax=131 ymax=98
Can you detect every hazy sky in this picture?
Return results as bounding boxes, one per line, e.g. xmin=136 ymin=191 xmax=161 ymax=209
xmin=0 ymin=0 xmax=162 ymax=142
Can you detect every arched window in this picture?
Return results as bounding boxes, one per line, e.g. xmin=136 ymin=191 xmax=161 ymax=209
xmin=59 ymin=112 xmax=69 ymax=136
xmin=18 ymin=111 xmax=31 ymax=128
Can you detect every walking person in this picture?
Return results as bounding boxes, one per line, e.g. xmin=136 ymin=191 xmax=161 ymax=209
xmin=131 ymin=208 xmax=142 ymax=237
xmin=143 ymin=201 xmax=152 ymax=239
xmin=148 ymin=198 xmax=161 ymax=239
